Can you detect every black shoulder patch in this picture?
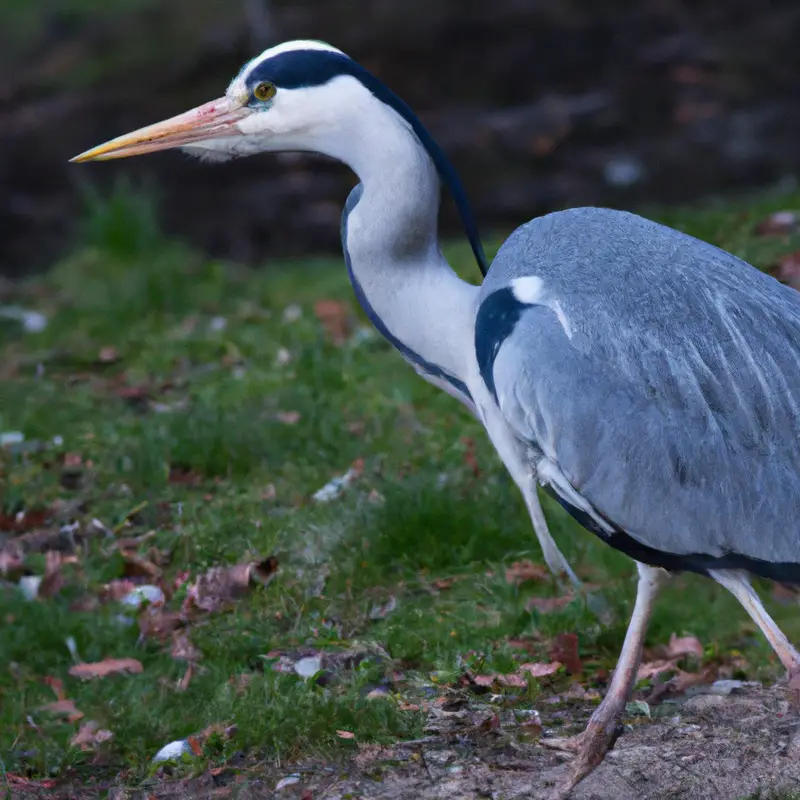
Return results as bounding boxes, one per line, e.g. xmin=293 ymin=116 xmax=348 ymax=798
xmin=245 ymin=49 xmax=489 ymax=278
xmin=474 ymin=287 xmax=527 ymax=403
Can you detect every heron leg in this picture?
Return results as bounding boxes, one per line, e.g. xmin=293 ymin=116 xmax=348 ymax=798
xmin=544 ymin=563 xmax=669 ymax=799
xmin=522 ymin=483 xmax=615 ymax=621
xmin=522 ymin=484 xmax=580 ymax=589
xmin=709 ymin=569 xmax=800 ymax=674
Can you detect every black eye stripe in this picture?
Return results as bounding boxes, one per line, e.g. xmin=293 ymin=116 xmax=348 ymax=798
xmin=244 ymin=50 xmax=353 ymax=92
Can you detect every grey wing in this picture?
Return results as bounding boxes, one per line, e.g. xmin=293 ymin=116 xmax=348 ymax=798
xmin=477 ymin=208 xmax=800 ymax=571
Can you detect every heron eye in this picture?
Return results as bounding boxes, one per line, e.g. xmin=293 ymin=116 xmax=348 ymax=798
xmin=253 ymin=81 xmax=276 ymax=102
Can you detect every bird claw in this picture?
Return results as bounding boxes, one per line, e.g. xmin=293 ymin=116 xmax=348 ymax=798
xmin=543 ymin=719 xmax=622 ymax=799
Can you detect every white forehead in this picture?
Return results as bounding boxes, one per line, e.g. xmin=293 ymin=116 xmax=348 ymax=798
xmin=228 ymin=40 xmax=346 ymax=98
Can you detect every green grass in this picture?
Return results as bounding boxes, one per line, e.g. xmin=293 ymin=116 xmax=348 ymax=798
xmin=2 ymin=185 xmax=800 ymax=793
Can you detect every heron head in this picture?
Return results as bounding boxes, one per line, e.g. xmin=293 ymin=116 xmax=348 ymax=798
xmin=71 ymin=41 xmax=381 ymax=165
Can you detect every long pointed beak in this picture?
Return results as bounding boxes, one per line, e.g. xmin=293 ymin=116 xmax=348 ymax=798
xmin=70 ymin=97 xmax=252 ymax=162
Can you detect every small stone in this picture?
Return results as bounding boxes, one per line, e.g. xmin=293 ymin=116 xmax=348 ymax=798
xmin=152 ymin=740 xmax=191 ymax=763
xmin=685 ymin=694 xmax=728 ymax=712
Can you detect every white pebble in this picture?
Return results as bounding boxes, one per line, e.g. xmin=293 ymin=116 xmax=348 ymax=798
xmin=152 ymin=740 xmax=191 ymax=763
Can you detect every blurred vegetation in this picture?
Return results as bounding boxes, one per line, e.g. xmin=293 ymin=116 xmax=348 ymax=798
xmin=2 ymin=0 xmax=800 ymax=274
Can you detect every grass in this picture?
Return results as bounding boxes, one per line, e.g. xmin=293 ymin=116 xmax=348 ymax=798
xmin=1 ymin=184 xmax=800 ymax=794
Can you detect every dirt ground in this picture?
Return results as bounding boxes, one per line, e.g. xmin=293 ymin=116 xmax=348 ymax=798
xmin=17 ymin=682 xmax=799 ymax=800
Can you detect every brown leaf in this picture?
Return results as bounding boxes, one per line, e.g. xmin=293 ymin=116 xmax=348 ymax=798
xmin=68 ymin=657 xmax=143 ymax=680
xmin=336 ymin=730 xmax=356 ymax=740
xmin=526 ymin=594 xmax=574 ymax=614
xmin=171 ymin=631 xmax=202 ymax=663
xmin=187 ymin=735 xmax=204 ymax=757
xmin=776 ymin=251 xmax=800 ymax=291
xmin=549 ymin=633 xmax=582 ymax=674
xmin=71 ymin=720 xmax=113 ymax=750
xmin=313 ymin=299 xmax=352 ymax=345
xmin=121 ymin=551 xmax=163 ymax=580
xmin=185 ymin=556 xmax=278 ymax=614
xmin=0 ymin=507 xmax=52 ymax=534
xmin=504 ymin=560 xmax=549 ymax=586
xmin=139 ymin=608 xmax=183 ymax=640
xmin=497 ymin=673 xmax=528 ymax=688
xmin=177 ymin=665 xmax=194 ymax=692
xmin=755 ymin=210 xmax=797 ymax=237
xmin=637 ymin=658 xmax=678 ymax=682
xmin=43 ymin=675 xmax=66 ymax=701
xmin=519 ymin=661 xmax=562 ymax=678
xmin=39 ymin=699 xmax=84 ymax=723
xmin=38 ymin=550 xmax=65 ymax=598
xmin=666 ymin=633 xmax=703 ymax=660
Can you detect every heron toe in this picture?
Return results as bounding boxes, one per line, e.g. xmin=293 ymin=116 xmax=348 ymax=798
xmin=546 ymin=718 xmax=623 ymax=799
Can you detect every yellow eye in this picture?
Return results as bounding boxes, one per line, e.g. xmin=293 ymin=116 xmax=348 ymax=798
xmin=253 ymin=81 xmax=276 ymax=102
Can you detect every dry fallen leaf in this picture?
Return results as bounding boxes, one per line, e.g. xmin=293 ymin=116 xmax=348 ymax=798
xmin=336 ymin=730 xmax=356 ymax=740
xmin=0 ymin=507 xmax=52 ymax=534
xmin=526 ymin=594 xmax=575 ymax=614
xmin=68 ymin=658 xmax=144 ymax=680
xmin=520 ymin=661 xmax=563 ymax=678
xmin=497 ymin=673 xmax=528 ymax=688
xmin=71 ymin=720 xmax=113 ymax=750
xmin=177 ymin=665 xmax=194 ymax=692
xmin=776 ymin=251 xmax=800 ymax=291
xmin=637 ymin=658 xmax=679 ymax=682
xmin=666 ymin=633 xmax=703 ymax=660
xmin=313 ymin=299 xmax=352 ymax=345
xmin=549 ymin=633 xmax=582 ymax=674
xmin=43 ymin=675 xmax=66 ymax=701
xmin=505 ymin=560 xmax=549 ymax=585
xmin=185 ymin=556 xmax=278 ymax=614
xmin=139 ymin=607 xmax=183 ymax=640
xmin=187 ymin=735 xmax=204 ymax=757
xmin=121 ymin=550 xmax=163 ymax=580
xmin=171 ymin=631 xmax=202 ymax=663
xmin=39 ymin=699 xmax=84 ymax=723
xmin=38 ymin=550 xmax=66 ymax=598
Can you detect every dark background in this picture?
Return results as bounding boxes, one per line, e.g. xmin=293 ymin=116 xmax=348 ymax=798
xmin=2 ymin=0 xmax=800 ymax=276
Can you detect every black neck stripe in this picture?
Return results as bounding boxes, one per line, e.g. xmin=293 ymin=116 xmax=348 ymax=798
xmin=244 ymin=49 xmax=489 ymax=277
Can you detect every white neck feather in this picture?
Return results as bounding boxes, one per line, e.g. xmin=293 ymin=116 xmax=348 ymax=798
xmin=332 ymin=93 xmax=479 ymax=390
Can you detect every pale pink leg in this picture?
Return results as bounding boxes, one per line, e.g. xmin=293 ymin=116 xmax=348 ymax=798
xmin=546 ymin=563 xmax=670 ymax=799
xmin=710 ymin=569 xmax=800 ymax=673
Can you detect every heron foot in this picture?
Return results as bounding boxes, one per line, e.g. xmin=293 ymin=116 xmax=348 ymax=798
xmin=544 ymin=717 xmax=623 ymax=799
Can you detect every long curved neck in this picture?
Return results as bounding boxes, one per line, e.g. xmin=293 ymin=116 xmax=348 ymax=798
xmin=336 ymin=101 xmax=479 ymax=397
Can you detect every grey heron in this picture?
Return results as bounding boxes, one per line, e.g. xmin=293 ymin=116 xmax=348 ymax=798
xmin=72 ymin=40 xmax=800 ymax=797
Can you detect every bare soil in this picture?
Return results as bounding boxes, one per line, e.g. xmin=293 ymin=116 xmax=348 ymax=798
xmin=16 ymin=683 xmax=799 ymax=800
